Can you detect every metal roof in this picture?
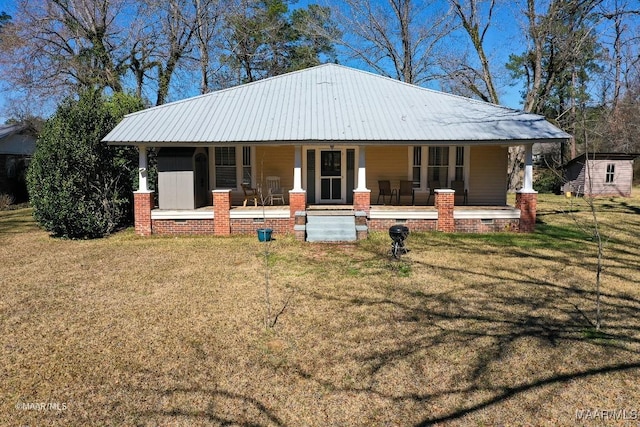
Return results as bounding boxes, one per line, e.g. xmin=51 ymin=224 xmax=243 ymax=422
xmin=564 ymin=152 xmax=639 ymax=168
xmin=103 ymin=63 xmax=571 ymax=145
xmin=0 ymin=123 xmax=29 ymax=140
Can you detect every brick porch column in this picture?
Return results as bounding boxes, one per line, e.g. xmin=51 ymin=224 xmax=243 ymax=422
xmin=435 ymin=189 xmax=455 ymax=232
xmin=516 ymin=191 xmax=538 ymax=233
xmin=353 ymin=189 xmax=371 ymax=215
xmin=134 ymin=191 xmax=154 ymax=236
xmin=289 ymin=190 xmax=306 ymax=229
xmin=213 ymin=190 xmax=231 ymax=236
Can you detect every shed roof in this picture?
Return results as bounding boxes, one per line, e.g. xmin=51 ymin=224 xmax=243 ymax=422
xmin=0 ymin=123 xmax=37 ymax=155
xmin=0 ymin=123 xmax=29 ymax=140
xmin=564 ymin=152 xmax=639 ymax=168
xmin=103 ymin=63 xmax=570 ymax=145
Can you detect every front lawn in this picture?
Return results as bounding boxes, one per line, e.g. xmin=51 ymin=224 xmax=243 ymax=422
xmin=1 ymin=192 xmax=639 ymax=426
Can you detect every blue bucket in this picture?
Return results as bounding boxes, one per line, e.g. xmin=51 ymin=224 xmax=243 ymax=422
xmin=257 ymin=228 xmax=273 ymax=242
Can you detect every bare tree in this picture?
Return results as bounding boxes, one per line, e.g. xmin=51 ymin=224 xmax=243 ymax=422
xmin=597 ymin=0 xmax=640 ymax=111
xmin=505 ymin=0 xmax=604 ymax=189
xmin=0 ymin=0 xmax=131 ymax=101
xmin=446 ymin=0 xmax=500 ymax=104
xmin=192 ymin=0 xmax=224 ymax=94
xmin=136 ymin=0 xmax=194 ymax=105
xmin=336 ymin=0 xmax=455 ymax=84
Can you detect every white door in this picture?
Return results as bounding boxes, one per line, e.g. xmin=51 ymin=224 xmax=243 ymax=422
xmin=317 ymin=149 xmax=345 ymax=203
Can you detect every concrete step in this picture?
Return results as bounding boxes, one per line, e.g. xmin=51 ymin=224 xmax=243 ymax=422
xmin=306 ymin=214 xmax=356 ymax=242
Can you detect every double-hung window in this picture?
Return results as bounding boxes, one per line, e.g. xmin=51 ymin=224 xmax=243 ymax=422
xmin=214 ymin=146 xmax=254 ymax=189
xmin=410 ymin=145 xmax=468 ymax=189
xmin=454 ymin=146 xmax=465 ymax=181
xmin=412 ymin=147 xmax=422 ymax=188
xmin=242 ymin=147 xmax=252 ymax=185
xmin=428 ymin=147 xmax=450 ymax=186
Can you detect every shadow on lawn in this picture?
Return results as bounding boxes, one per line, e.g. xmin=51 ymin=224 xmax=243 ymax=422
xmin=298 ymin=262 xmax=640 ymax=424
xmin=287 ymin=221 xmax=640 ymax=425
xmin=0 ymin=208 xmax=38 ymax=234
xmin=134 ymin=387 xmax=287 ymax=426
xmin=417 ymin=362 xmax=640 ymax=425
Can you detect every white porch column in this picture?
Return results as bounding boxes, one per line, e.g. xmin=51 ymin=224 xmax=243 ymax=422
xmin=138 ymin=145 xmax=149 ymax=192
xmin=522 ymin=144 xmax=534 ymax=192
xmin=356 ymin=146 xmax=368 ymax=190
xmin=293 ymin=145 xmax=303 ymax=191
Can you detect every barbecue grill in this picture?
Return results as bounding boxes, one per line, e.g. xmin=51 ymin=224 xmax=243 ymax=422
xmin=389 ymin=225 xmax=409 ymax=258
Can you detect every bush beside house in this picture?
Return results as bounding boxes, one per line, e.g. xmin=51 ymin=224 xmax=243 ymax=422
xmin=27 ymin=91 xmax=144 ymax=238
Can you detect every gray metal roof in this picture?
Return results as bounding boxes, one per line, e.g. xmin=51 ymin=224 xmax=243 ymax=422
xmin=0 ymin=123 xmax=29 ymax=140
xmin=103 ymin=63 xmax=570 ymax=145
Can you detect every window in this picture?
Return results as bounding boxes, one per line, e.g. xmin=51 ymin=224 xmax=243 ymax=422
xmin=410 ymin=145 xmax=468 ymax=189
xmin=215 ymin=147 xmax=237 ymax=188
xmin=455 ymin=146 xmax=465 ymax=181
xmin=242 ymin=147 xmax=252 ymax=185
xmin=412 ymin=147 xmax=422 ymax=188
xmin=214 ymin=146 xmax=255 ymax=189
xmin=428 ymin=147 xmax=449 ymax=185
xmin=605 ymin=163 xmax=615 ymax=184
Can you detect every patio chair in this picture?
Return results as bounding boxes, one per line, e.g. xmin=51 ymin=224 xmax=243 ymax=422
xmin=377 ymin=180 xmax=397 ymax=205
xmin=266 ymin=176 xmax=285 ymax=205
xmin=397 ymin=180 xmax=415 ymax=205
xmin=451 ymin=180 xmax=468 ymax=205
xmin=241 ymin=183 xmax=258 ymax=207
xmin=427 ymin=180 xmax=441 ymax=205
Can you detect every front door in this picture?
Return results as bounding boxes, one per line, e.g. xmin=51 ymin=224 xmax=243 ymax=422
xmin=319 ymin=149 xmax=344 ymax=203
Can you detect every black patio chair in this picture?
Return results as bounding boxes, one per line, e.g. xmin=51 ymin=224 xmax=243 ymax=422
xmin=451 ymin=180 xmax=468 ymax=205
xmin=397 ymin=180 xmax=415 ymax=205
xmin=377 ymin=180 xmax=397 ymax=205
xmin=427 ymin=180 xmax=441 ymax=205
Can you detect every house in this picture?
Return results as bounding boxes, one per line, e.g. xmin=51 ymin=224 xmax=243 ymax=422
xmin=0 ymin=123 xmax=37 ymax=202
xmin=103 ymin=64 xmax=570 ymax=240
xmin=563 ymin=153 xmax=638 ymax=197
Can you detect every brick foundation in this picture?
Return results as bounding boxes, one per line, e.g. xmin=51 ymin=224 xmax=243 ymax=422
xmin=454 ymin=218 xmax=519 ymax=233
xmin=230 ymin=218 xmax=291 ymax=235
xmin=369 ymin=219 xmax=438 ymax=232
xmin=134 ymin=191 xmax=154 ymax=236
xmin=435 ymin=189 xmax=455 ymax=232
xmin=516 ymin=191 xmax=538 ymax=233
xmin=153 ymin=219 xmax=215 ymax=235
xmin=213 ymin=190 xmax=231 ymax=236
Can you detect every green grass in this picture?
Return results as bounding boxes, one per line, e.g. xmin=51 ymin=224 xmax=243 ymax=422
xmin=1 ymin=191 xmax=639 ymax=426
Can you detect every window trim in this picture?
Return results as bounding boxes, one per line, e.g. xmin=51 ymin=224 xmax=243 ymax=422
xmin=408 ymin=146 xmax=426 ymax=189
xmin=212 ymin=146 xmax=256 ymax=190
xmin=410 ymin=145 xmax=469 ymax=191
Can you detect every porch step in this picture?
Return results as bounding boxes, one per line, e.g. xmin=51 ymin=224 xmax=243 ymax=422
xmin=306 ymin=214 xmax=357 ymax=242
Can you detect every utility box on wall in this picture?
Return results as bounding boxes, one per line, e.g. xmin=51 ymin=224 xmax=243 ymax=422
xmin=157 ymin=148 xmax=209 ymax=209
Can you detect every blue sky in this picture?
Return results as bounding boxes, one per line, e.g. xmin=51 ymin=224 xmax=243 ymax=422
xmin=0 ymin=0 xmax=526 ymax=123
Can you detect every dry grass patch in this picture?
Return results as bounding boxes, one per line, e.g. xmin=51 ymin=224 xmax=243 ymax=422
xmin=1 ymin=192 xmax=640 ymax=426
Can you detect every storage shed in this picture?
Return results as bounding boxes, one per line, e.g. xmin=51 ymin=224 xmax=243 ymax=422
xmin=563 ymin=153 xmax=637 ymax=197
xmin=157 ymin=147 xmax=209 ymax=209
